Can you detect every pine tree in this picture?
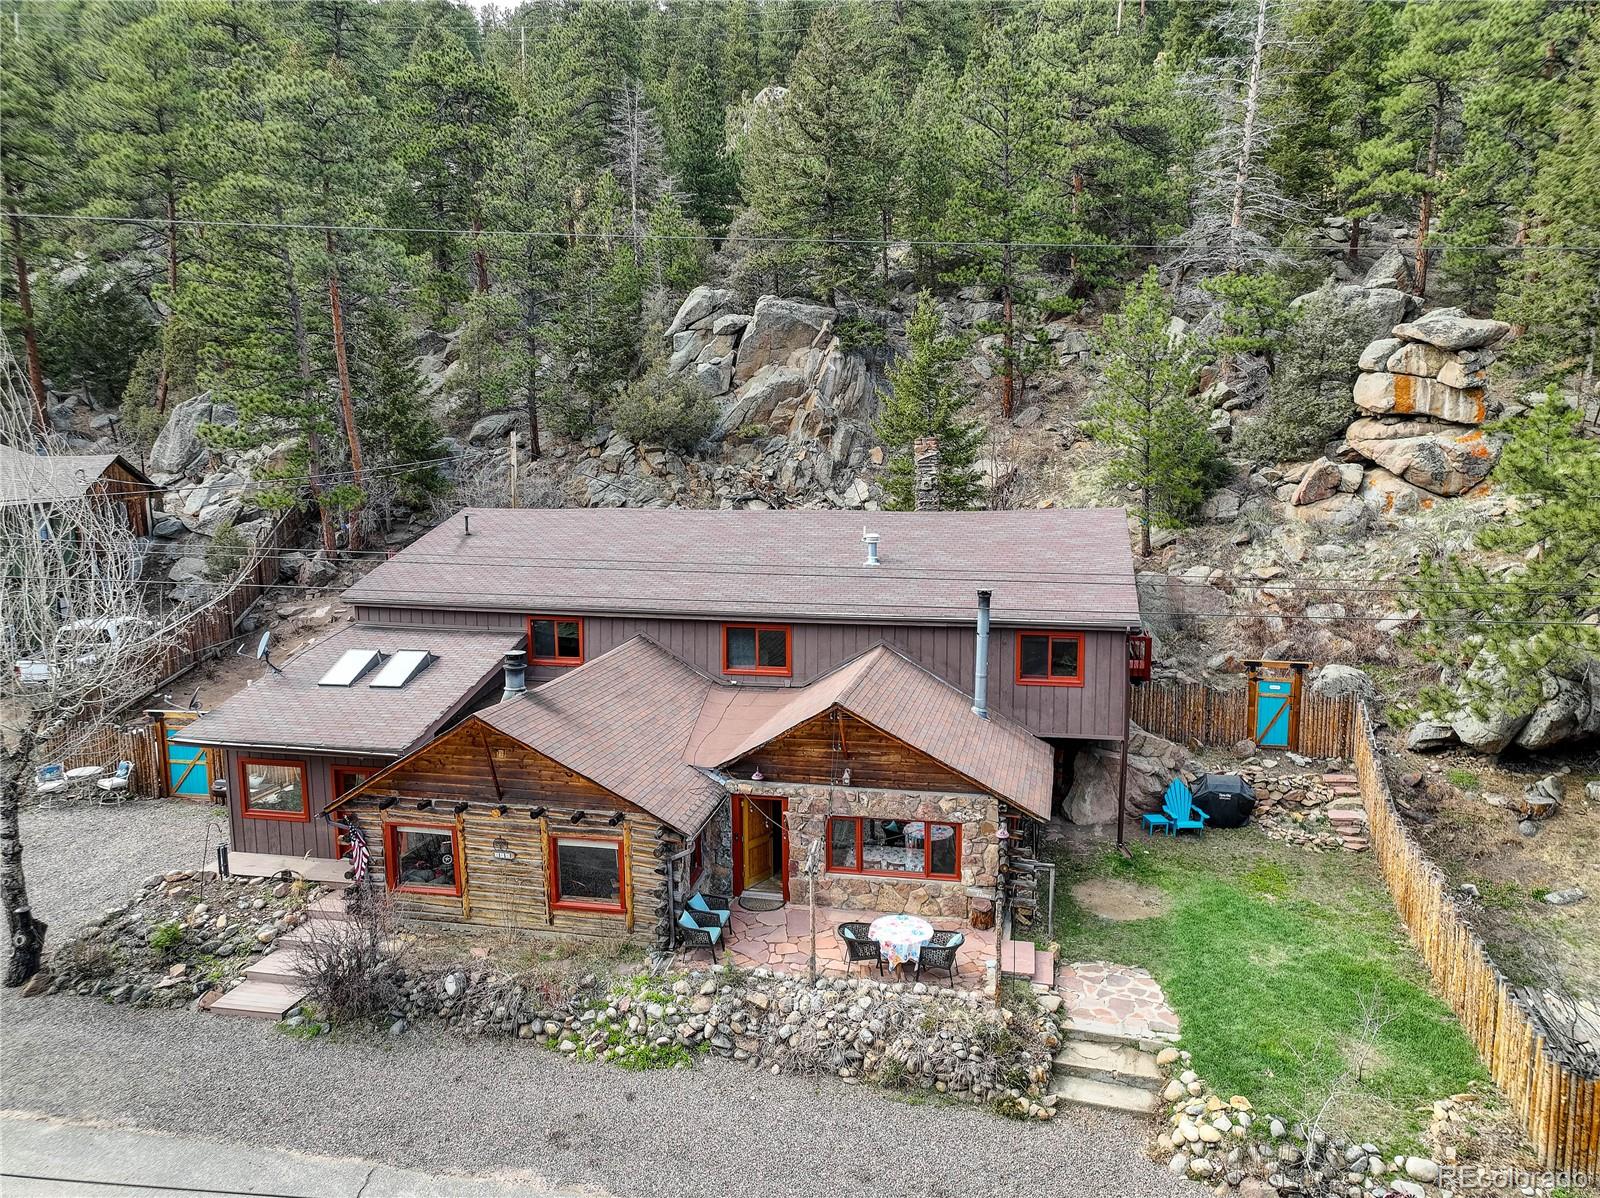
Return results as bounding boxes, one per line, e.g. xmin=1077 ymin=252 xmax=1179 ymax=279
xmin=1339 ymin=1 xmax=1480 ymax=297
xmin=77 ymin=2 xmax=203 ymax=411
xmin=721 ymin=0 xmax=762 ymax=102
xmin=1084 ymin=269 xmax=1224 ymax=557
xmin=876 ymin=293 xmax=984 ymax=511
xmin=389 ymin=21 xmax=512 ymax=310
xmin=738 ymin=3 xmax=883 ymax=304
xmin=942 ymin=15 xmax=1050 ymax=417
xmin=1408 ymin=392 xmax=1600 ymax=716
xmin=897 ymin=52 xmax=958 ymax=287
xmin=659 ymin=58 xmax=738 ymax=230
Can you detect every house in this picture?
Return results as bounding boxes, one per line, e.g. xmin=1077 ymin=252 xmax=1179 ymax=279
xmin=178 ymin=508 xmax=1142 ymax=957
xmin=0 ymin=443 xmax=158 ymax=537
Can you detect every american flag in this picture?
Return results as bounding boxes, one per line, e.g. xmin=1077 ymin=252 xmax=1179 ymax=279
xmin=344 ymin=822 xmax=369 ymax=882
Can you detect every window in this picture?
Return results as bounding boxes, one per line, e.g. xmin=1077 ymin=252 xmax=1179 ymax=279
xmin=825 ymin=817 xmax=960 ymax=880
xmin=552 ymin=837 xmax=626 ymax=913
xmin=690 ymin=826 xmax=708 ymax=886
xmin=527 ymin=616 xmax=583 ymax=666
xmin=723 ymin=623 xmax=791 ymax=677
xmin=239 ymin=758 xmax=309 ymax=820
xmin=1016 ymin=631 xmax=1085 ymax=686
xmin=331 ymin=767 xmax=375 ymax=858
xmin=386 ymin=824 xmax=460 ymax=895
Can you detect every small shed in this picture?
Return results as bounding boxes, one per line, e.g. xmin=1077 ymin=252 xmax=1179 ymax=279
xmin=0 ymin=444 xmax=158 ymax=536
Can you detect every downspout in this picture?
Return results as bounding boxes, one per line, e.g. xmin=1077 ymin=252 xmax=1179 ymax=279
xmin=972 ymin=590 xmax=992 ymax=720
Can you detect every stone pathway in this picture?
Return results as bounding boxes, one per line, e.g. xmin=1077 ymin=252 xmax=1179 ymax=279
xmin=1055 ymin=960 xmax=1181 ymax=1042
xmin=681 ymin=902 xmax=997 ymax=993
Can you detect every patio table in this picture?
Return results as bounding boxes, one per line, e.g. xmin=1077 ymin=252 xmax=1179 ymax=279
xmin=65 ymin=765 xmax=104 ymax=801
xmin=868 ymin=913 xmax=934 ymax=969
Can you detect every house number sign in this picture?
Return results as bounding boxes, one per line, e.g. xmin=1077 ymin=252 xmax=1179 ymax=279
xmin=491 ymin=837 xmax=516 ymax=862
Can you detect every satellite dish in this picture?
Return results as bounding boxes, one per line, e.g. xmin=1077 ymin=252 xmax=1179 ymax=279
xmin=255 ymin=631 xmax=272 ymax=660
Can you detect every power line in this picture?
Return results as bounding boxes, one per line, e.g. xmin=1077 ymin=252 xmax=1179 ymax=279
xmin=18 ymin=210 xmax=1600 ymax=255
xmin=0 ymin=1171 xmax=320 ymax=1198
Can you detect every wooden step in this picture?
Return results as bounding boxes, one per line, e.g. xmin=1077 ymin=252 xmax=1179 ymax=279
xmin=1054 ymin=1039 xmax=1164 ymax=1091
xmin=202 ymin=980 xmax=306 ymax=1020
xmin=1048 ymin=1073 xmax=1161 ymax=1115
xmin=1000 ymin=939 xmax=1036 ymax=978
xmin=244 ymin=947 xmax=311 ymax=986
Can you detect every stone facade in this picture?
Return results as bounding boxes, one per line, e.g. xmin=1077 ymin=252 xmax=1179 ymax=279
xmin=728 ymin=781 xmax=1000 ymax=920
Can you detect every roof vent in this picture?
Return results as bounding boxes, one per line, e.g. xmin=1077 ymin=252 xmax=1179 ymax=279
xmin=370 ymin=649 xmax=434 ymax=688
xmin=318 ymin=648 xmax=383 ymax=687
xmin=862 ymin=528 xmax=880 ymax=567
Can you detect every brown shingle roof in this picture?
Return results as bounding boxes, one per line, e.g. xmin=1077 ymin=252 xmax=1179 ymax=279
xmin=689 ymin=645 xmax=1054 ymax=820
xmin=469 ymin=636 xmax=1053 ymax=833
xmin=343 ymin=507 xmax=1139 ymax=629
xmin=175 ymin=626 xmax=523 ymax=755
xmin=476 ymin=637 xmax=726 ymax=834
xmin=0 ymin=444 xmax=154 ymax=507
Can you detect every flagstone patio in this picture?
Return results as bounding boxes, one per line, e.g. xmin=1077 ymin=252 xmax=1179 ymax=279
xmin=678 ymin=902 xmax=997 ymax=993
xmin=1054 ymin=960 xmax=1181 ymax=1041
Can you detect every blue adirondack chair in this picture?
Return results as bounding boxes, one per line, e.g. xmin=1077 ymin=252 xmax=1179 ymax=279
xmin=1161 ymin=778 xmax=1209 ymax=836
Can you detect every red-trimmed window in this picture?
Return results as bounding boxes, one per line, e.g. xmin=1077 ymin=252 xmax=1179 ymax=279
xmin=239 ymin=757 xmax=310 ymax=821
xmin=1016 ymin=631 xmax=1085 ymax=686
xmin=723 ymin=623 xmax=791 ymax=677
xmin=825 ymin=817 xmax=960 ymax=880
xmin=690 ymin=825 xmax=709 ymax=886
xmin=331 ymin=767 xmax=376 ymax=858
xmin=527 ymin=616 xmax=584 ymax=666
xmin=551 ymin=837 xmax=627 ymax=914
xmin=385 ymin=823 xmax=461 ymax=896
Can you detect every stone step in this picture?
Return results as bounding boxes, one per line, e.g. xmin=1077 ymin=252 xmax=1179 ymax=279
xmin=201 ymin=980 xmax=306 ymax=1020
xmin=305 ymin=892 xmax=351 ymax=922
xmin=1030 ymin=945 xmax=1056 ymax=988
xmin=1048 ymin=1072 xmax=1162 ymax=1115
xmin=244 ymin=947 xmax=312 ymax=986
xmin=1063 ymin=1015 xmax=1161 ymax=1050
xmin=1000 ymin=939 xmax=1036 ymax=978
xmin=1053 ymin=1038 xmax=1164 ymax=1091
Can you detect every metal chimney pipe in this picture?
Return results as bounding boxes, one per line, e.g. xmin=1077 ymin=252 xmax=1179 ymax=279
xmin=972 ymin=590 xmax=992 ymax=720
xmin=862 ymin=529 xmax=880 ymax=567
xmin=501 ymin=649 xmax=527 ymax=701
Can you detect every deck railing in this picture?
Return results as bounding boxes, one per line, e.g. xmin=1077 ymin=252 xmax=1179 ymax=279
xmin=1127 ymin=676 xmax=1599 ymax=1172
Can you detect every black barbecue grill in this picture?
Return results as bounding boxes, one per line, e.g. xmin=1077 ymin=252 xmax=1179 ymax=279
xmin=1191 ymin=774 xmax=1257 ymax=829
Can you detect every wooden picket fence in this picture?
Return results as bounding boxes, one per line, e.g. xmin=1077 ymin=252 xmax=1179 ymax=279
xmin=52 ymin=715 xmax=167 ymax=796
xmin=1352 ymin=706 xmax=1600 ymax=1173
xmin=1129 ymin=678 xmax=1358 ymax=761
xmin=1129 ymin=675 xmax=1599 ymax=1171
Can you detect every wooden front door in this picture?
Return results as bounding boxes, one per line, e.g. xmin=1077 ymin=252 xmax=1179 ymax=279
xmin=743 ymin=796 xmax=775 ymax=888
xmin=732 ymin=795 xmax=789 ymax=900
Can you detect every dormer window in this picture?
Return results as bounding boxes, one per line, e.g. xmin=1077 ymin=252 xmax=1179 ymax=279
xmin=527 ymin=617 xmax=583 ymax=666
xmin=723 ymin=623 xmax=791 ymax=677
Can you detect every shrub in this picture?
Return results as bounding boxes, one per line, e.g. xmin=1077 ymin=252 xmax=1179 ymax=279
xmin=202 ymin=519 xmax=250 ymax=582
xmin=148 ymin=921 xmax=184 ymax=954
xmin=57 ymin=938 xmax=122 ymax=979
xmin=608 ymin=367 xmax=718 ymax=451
xmin=296 ymin=889 xmax=402 ymax=1026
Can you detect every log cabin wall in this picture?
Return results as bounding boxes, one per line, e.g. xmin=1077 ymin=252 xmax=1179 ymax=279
xmin=727 ymin=710 xmax=976 ymax=793
xmin=225 ymin=748 xmax=388 ymax=858
xmin=352 ymin=605 xmax=1128 ymax=741
xmin=341 ymin=722 xmax=668 ymax=946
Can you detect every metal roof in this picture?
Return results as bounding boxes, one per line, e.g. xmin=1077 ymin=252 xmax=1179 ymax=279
xmin=0 ymin=444 xmax=155 ymax=507
xmin=342 ymin=507 xmax=1141 ymax=629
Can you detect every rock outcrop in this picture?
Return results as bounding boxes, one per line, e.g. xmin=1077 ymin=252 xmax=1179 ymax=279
xmin=1407 ymin=655 xmax=1600 ymax=754
xmin=1065 ymin=725 xmax=1194 ymax=825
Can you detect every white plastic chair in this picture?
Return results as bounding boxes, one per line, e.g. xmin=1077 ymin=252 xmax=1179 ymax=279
xmin=35 ymin=763 xmax=69 ymax=805
xmin=97 ymin=760 xmax=134 ymax=803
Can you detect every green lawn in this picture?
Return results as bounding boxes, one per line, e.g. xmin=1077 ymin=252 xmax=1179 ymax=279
xmin=1044 ymin=831 xmax=1488 ymax=1146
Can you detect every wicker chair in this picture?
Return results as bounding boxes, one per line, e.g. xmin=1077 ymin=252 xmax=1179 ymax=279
xmin=687 ymin=892 xmax=731 ymax=927
xmin=838 ymin=922 xmax=883 ymax=975
xmin=915 ymin=930 xmax=965 ymax=984
xmin=677 ymin=908 xmax=725 ymax=962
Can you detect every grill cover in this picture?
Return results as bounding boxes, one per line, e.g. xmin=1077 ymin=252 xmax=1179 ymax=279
xmin=1191 ymin=773 xmax=1257 ymax=829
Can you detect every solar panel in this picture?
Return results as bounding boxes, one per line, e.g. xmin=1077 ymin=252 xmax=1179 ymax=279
xmin=370 ymin=649 xmax=433 ymax=688
xmin=318 ymin=648 xmax=382 ymax=687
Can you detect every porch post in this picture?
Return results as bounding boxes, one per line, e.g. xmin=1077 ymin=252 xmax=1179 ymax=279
xmin=1115 ymin=634 xmax=1132 ymax=852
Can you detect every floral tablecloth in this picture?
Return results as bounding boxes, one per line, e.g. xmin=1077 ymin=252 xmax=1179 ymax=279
xmin=869 ymin=913 xmax=935 ymax=968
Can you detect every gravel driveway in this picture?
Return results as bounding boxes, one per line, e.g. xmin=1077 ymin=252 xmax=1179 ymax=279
xmin=2 ymin=799 xmax=1190 ymax=1198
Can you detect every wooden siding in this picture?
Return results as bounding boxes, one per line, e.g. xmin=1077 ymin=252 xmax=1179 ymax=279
xmin=91 ymin=459 xmax=154 ymax=536
xmin=226 ymin=749 xmax=388 ymax=858
xmin=340 ymin=722 xmax=667 ymax=944
xmin=729 ymin=709 xmax=983 ymax=795
xmin=353 ymin=605 xmax=1128 ymax=741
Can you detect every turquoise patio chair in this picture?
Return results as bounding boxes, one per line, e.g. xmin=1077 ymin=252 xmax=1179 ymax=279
xmin=1161 ymin=778 xmax=1209 ymax=836
xmin=686 ymin=892 xmax=730 ymax=927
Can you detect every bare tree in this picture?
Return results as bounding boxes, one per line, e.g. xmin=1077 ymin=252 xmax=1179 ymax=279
xmin=1174 ymin=0 xmax=1304 ymax=279
xmin=0 ymin=347 xmax=178 ymax=986
xmin=607 ymin=81 xmax=673 ymax=267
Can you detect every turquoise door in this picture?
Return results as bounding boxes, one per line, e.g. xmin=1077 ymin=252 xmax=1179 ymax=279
xmin=1254 ymin=680 xmax=1294 ymax=748
xmin=166 ymin=725 xmax=210 ymax=796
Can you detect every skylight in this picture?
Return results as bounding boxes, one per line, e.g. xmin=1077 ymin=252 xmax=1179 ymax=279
xmin=370 ymin=649 xmax=433 ymax=689
xmin=318 ymin=648 xmax=383 ymax=687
